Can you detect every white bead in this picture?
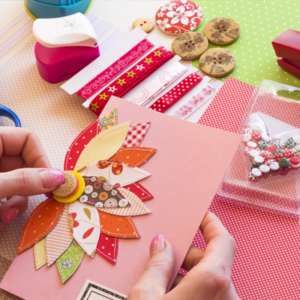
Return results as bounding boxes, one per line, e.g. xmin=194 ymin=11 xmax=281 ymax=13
xmin=249 ymin=122 xmax=263 ymax=132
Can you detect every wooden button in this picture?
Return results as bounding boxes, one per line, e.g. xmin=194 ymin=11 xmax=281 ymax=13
xmin=203 ymin=18 xmax=240 ymax=45
xmin=53 ymin=171 xmax=77 ymax=197
xmin=199 ymin=48 xmax=236 ymax=78
xmin=155 ymin=0 xmax=203 ymax=36
xmin=132 ymin=18 xmax=154 ymax=33
xmin=172 ymin=32 xmax=208 ymax=60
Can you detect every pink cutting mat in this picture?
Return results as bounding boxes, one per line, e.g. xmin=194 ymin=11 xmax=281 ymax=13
xmin=193 ymin=77 xmax=300 ymax=299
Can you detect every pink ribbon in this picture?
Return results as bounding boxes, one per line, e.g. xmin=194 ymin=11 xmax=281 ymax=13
xmin=77 ymin=39 xmax=155 ymax=100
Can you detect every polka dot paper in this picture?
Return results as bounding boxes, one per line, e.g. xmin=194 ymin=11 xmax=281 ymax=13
xmin=192 ymin=0 xmax=300 ymax=87
xmin=197 ymin=77 xmax=300 ymax=300
xmin=155 ymin=0 xmax=203 ymax=35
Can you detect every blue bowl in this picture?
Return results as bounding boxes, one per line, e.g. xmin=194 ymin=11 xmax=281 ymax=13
xmin=25 ymin=0 xmax=93 ymax=19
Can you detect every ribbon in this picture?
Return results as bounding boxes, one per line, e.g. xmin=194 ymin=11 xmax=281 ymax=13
xmin=127 ymin=62 xmax=188 ymax=107
xmin=77 ymin=39 xmax=155 ymax=100
xmin=171 ymin=83 xmax=216 ymax=120
xmin=89 ymin=47 xmax=174 ymax=116
xmin=149 ymin=73 xmax=202 ymax=113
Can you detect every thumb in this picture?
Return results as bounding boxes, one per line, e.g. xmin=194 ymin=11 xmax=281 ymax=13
xmin=128 ymin=235 xmax=175 ymax=300
xmin=0 ymin=168 xmax=64 ymax=199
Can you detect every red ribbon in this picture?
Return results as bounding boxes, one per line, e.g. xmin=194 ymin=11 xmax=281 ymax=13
xmin=89 ymin=47 xmax=174 ymax=116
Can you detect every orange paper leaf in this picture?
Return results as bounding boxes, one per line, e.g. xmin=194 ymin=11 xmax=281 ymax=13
xmin=18 ymin=198 xmax=64 ymax=254
xmin=109 ymin=147 xmax=157 ymax=167
xmin=98 ymin=211 xmax=140 ymax=239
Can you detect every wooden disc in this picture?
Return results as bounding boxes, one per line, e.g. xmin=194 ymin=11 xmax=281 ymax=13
xmin=52 ymin=171 xmax=77 ymax=197
xmin=132 ymin=18 xmax=154 ymax=33
xmin=203 ymin=18 xmax=240 ymax=45
xmin=172 ymin=32 xmax=208 ymax=60
xmin=199 ymin=48 xmax=236 ymax=78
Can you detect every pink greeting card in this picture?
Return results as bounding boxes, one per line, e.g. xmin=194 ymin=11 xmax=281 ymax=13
xmin=0 ymin=96 xmax=241 ymax=299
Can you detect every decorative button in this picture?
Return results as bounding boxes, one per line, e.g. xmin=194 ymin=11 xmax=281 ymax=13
xmin=53 ymin=171 xmax=77 ymax=197
xmin=199 ymin=48 xmax=236 ymax=78
xmin=132 ymin=18 xmax=154 ymax=33
xmin=172 ymin=32 xmax=208 ymax=60
xmin=203 ymin=17 xmax=240 ymax=45
xmin=155 ymin=0 xmax=203 ymax=36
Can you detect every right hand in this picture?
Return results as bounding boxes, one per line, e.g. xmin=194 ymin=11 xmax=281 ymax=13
xmin=128 ymin=211 xmax=240 ymax=300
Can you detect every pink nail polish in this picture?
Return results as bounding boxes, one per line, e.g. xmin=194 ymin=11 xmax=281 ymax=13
xmin=150 ymin=234 xmax=165 ymax=255
xmin=6 ymin=208 xmax=19 ymax=224
xmin=39 ymin=169 xmax=64 ymax=188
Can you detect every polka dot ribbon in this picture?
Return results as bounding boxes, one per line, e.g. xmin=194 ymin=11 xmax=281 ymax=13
xmin=149 ymin=73 xmax=202 ymax=113
xmin=89 ymin=47 xmax=174 ymax=116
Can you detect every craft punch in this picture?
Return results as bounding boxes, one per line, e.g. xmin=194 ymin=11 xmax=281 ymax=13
xmin=33 ymin=13 xmax=100 ymax=83
xmin=25 ymin=0 xmax=93 ymax=19
xmin=272 ymin=29 xmax=300 ymax=79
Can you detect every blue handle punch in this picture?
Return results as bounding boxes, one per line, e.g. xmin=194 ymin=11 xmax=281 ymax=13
xmin=0 ymin=105 xmax=21 ymax=127
xmin=25 ymin=0 xmax=93 ymax=19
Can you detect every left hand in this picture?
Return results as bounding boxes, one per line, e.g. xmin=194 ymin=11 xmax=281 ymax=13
xmin=0 ymin=127 xmax=57 ymax=229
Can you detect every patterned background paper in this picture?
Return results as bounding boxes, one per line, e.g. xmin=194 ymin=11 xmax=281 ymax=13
xmin=193 ymin=0 xmax=300 ymax=87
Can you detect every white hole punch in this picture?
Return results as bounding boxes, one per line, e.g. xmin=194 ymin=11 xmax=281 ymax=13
xmin=33 ymin=13 xmax=98 ymax=48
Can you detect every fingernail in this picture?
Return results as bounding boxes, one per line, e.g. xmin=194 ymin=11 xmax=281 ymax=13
xmin=39 ymin=169 xmax=64 ymax=188
xmin=6 ymin=208 xmax=19 ymax=224
xmin=150 ymin=234 xmax=165 ymax=255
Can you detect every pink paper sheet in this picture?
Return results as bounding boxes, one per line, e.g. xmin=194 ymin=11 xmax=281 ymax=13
xmin=0 ymin=97 xmax=242 ymax=299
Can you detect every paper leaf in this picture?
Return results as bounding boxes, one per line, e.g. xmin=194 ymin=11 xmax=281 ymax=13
xmin=78 ymin=162 xmax=150 ymax=187
xmin=83 ymin=227 xmax=94 ymax=239
xmin=69 ymin=201 xmax=100 ymax=256
xmin=74 ymin=122 xmax=130 ymax=172
xmin=18 ymin=198 xmax=64 ymax=254
xmin=56 ymin=240 xmax=85 ymax=284
xmin=99 ymin=188 xmax=151 ymax=216
xmin=79 ymin=177 xmax=130 ymax=209
xmin=64 ymin=109 xmax=117 ymax=171
xmin=34 ymin=237 xmax=47 ymax=270
xmin=96 ymin=233 xmax=118 ymax=265
xmin=83 ymin=208 xmax=91 ymax=220
xmin=46 ymin=204 xmax=73 ymax=266
xmin=122 ymin=182 xmax=154 ymax=201
xmin=123 ymin=122 xmax=151 ymax=148
xmin=99 ymin=211 xmax=140 ymax=239
xmin=109 ymin=147 xmax=157 ymax=167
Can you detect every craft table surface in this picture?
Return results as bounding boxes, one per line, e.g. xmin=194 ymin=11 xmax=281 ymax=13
xmin=0 ymin=1 xmax=300 ymax=300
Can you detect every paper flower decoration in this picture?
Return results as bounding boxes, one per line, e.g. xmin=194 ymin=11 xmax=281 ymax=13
xmin=17 ymin=109 xmax=156 ymax=283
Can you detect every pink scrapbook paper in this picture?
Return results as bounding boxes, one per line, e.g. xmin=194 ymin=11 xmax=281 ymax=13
xmin=0 ymin=97 xmax=241 ymax=300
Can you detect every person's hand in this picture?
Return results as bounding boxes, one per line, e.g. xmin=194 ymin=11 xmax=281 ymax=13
xmin=0 ymin=127 xmax=64 ymax=229
xmin=128 ymin=211 xmax=240 ymax=300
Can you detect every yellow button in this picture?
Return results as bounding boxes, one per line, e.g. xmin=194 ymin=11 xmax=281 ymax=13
xmin=53 ymin=171 xmax=85 ymax=204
